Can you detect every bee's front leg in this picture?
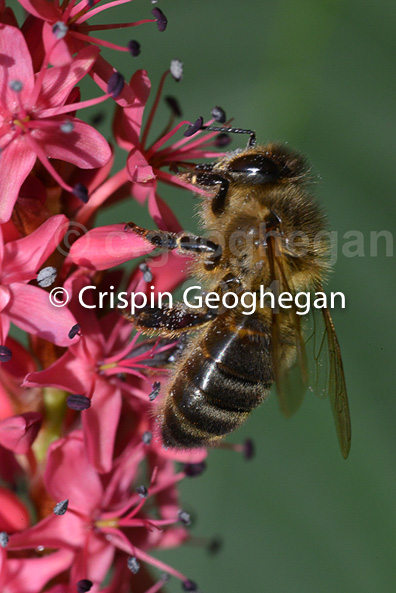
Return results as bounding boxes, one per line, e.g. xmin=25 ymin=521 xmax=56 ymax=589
xmin=125 ymin=223 xmax=222 ymax=266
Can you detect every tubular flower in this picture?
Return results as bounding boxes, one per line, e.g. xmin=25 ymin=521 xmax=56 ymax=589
xmin=18 ymin=0 xmax=167 ymax=66
xmin=0 ymin=25 xmax=112 ymax=223
xmin=77 ymin=66 xmax=228 ymax=230
xmin=0 ymin=214 xmax=79 ymax=347
xmin=7 ymin=431 xmax=196 ymax=591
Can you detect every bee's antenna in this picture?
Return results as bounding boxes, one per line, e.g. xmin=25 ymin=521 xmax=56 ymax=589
xmin=203 ymin=125 xmax=257 ymax=148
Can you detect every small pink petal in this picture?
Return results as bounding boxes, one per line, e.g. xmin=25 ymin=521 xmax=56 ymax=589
xmin=0 ymin=412 xmax=42 ymax=454
xmin=45 ymin=431 xmax=103 ymax=514
xmin=113 ymin=69 xmax=151 ymax=149
xmin=9 ymin=513 xmax=85 ymax=550
xmin=68 ymin=224 xmax=155 ymax=270
xmin=0 ymin=138 xmax=36 ymax=224
xmin=3 ymin=214 xmax=69 ymax=283
xmin=0 ymin=25 xmax=34 ymax=112
xmin=5 ymin=283 xmax=78 ymax=346
xmin=0 ymin=487 xmax=30 ymax=532
xmin=5 ymin=550 xmax=74 ymax=593
xmin=83 ymin=380 xmax=122 ymax=473
xmin=42 ymin=21 xmax=72 ymax=67
xmin=24 ymin=348 xmax=94 ymax=395
xmin=148 ymin=191 xmax=182 ymax=232
xmin=127 ymin=147 xmax=155 ymax=183
xmin=16 ymin=0 xmax=60 ymax=20
xmin=38 ymin=45 xmax=100 ymax=108
xmin=33 ymin=118 xmax=111 ymax=169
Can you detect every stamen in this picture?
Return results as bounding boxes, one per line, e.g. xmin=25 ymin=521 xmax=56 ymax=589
xmin=178 ymin=510 xmax=191 ymax=526
xmin=215 ymin=133 xmax=231 ymax=147
xmin=77 ymin=580 xmax=93 ymax=593
xmin=165 ymin=96 xmax=182 ymax=117
xmin=149 ymin=381 xmax=161 ymax=401
xmin=139 ymin=262 xmax=153 ymax=282
xmin=66 ymin=394 xmax=91 ymax=411
xmin=53 ymin=499 xmax=69 ymax=515
xmin=136 ymin=485 xmax=148 ymax=498
xmin=9 ymin=80 xmax=23 ymax=92
xmin=170 ymin=59 xmax=183 ymax=82
xmin=184 ymin=117 xmax=204 ymax=137
xmin=128 ymin=40 xmax=141 ymax=57
xmin=183 ymin=461 xmax=206 ymax=477
xmin=182 ymin=580 xmax=198 ymax=591
xmin=52 ymin=21 xmax=68 ymax=39
xmin=0 ymin=346 xmax=12 ymax=363
xmin=127 ymin=556 xmax=141 ymax=574
xmin=0 ymin=532 xmax=9 ymax=548
xmin=73 ymin=183 xmax=89 ymax=203
xmin=37 ymin=266 xmax=57 ymax=288
xmin=152 ymin=8 xmax=167 ymax=31
xmin=211 ymin=106 xmax=226 ymax=123
xmin=142 ymin=431 xmax=153 ymax=445
xmin=107 ymin=71 xmax=125 ymax=99
xmin=207 ymin=536 xmax=223 ymax=554
xmin=60 ymin=120 xmax=74 ymax=133
xmin=68 ymin=323 xmax=81 ymax=339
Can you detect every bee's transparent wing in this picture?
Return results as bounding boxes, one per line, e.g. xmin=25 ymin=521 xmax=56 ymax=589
xmin=267 ymin=237 xmax=308 ymax=417
xmin=306 ymin=298 xmax=351 ymax=459
xmin=267 ymin=239 xmax=351 ymax=458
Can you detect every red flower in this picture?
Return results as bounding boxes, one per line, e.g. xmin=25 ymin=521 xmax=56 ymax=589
xmin=0 ymin=25 xmax=112 ymax=222
xmin=0 ymin=214 xmax=79 ymax=347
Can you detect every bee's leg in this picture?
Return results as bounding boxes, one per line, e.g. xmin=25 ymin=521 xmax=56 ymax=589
xmin=125 ymin=302 xmax=216 ymax=337
xmin=125 ymin=223 xmax=222 ymax=265
xmin=201 ymin=125 xmax=256 ymax=148
xmin=191 ymin=172 xmax=229 ymax=215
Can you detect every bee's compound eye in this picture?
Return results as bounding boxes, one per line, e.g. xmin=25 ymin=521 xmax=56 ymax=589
xmin=228 ymin=154 xmax=281 ymax=183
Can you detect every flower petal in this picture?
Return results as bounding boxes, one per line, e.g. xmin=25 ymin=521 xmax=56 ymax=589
xmin=0 ymin=487 xmax=30 ymax=532
xmin=37 ymin=45 xmax=100 ymax=109
xmin=68 ymin=224 xmax=155 ymax=270
xmin=5 ymin=549 xmax=74 ymax=593
xmin=24 ymin=347 xmax=93 ymax=394
xmin=0 ymin=412 xmax=42 ymax=454
xmin=148 ymin=191 xmax=182 ymax=232
xmin=113 ymin=69 xmax=151 ymax=149
xmin=16 ymin=0 xmax=60 ymax=20
xmin=83 ymin=379 xmax=122 ymax=473
xmin=45 ymin=431 xmax=103 ymax=514
xmin=0 ymin=138 xmax=36 ymax=223
xmin=0 ymin=25 xmax=34 ymax=112
xmin=3 ymin=214 xmax=69 ymax=283
xmin=33 ymin=118 xmax=111 ymax=169
xmin=127 ymin=147 xmax=155 ymax=183
xmin=5 ymin=283 xmax=78 ymax=346
xmin=42 ymin=21 xmax=73 ymax=67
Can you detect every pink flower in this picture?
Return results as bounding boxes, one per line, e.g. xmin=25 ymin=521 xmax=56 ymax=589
xmin=18 ymin=0 xmax=167 ymax=66
xmin=0 ymin=214 xmax=79 ymax=347
xmin=77 ymin=67 xmax=228 ymax=230
xmin=0 ymin=412 xmax=41 ymax=454
xmin=24 ymin=258 xmax=186 ymax=471
xmin=8 ymin=430 xmax=196 ymax=590
xmin=0 ymin=24 xmax=112 ymax=223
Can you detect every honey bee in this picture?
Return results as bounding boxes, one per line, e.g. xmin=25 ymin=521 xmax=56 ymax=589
xmin=126 ymin=126 xmax=351 ymax=458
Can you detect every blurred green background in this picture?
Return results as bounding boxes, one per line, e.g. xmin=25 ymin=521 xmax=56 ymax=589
xmin=19 ymin=0 xmax=396 ymax=591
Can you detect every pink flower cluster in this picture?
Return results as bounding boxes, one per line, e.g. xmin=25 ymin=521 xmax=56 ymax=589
xmin=0 ymin=2 xmax=245 ymax=592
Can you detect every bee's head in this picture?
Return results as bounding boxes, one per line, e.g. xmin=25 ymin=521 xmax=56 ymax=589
xmin=217 ymin=144 xmax=308 ymax=185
